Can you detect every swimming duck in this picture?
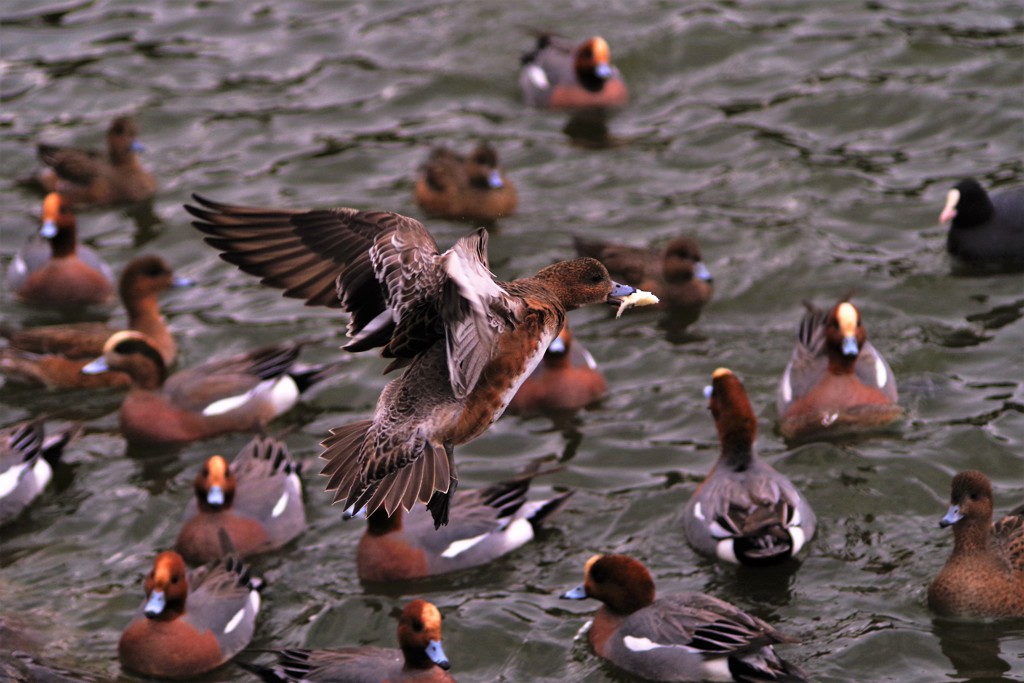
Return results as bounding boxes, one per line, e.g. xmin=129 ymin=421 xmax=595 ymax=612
xmin=7 ymin=193 xmax=115 ymax=309
xmin=928 ymin=470 xmax=1024 ymax=619
xmin=187 ymin=194 xmax=654 ymax=526
xmin=939 ymin=178 xmax=1024 ymax=272
xmin=561 ymin=554 xmax=808 ymax=682
xmin=684 ymin=368 xmax=816 ymax=566
xmin=507 ymin=322 xmax=607 ymax=415
xmin=1 ymin=255 xmax=190 ymax=389
xmin=118 ymin=551 xmax=262 ymax=679
xmin=415 ymin=143 xmax=517 ymax=223
xmin=82 ymin=331 xmax=333 ymax=447
xmin=239 ymin=600 xmax=453 ymax=682
xmin=575 ymin=235 xmax=713 ymax=322
xmin=519 ymin=34 xmax=629 ymax=110
xmin=35 ymin=116 xmax=157 ymax=206
xmin=176 ymin=435 xmax=306 ymax=565
xmin=354 ymin=469 xmax=572 ymax=582
xmin=776 ymin=300 xmax=901 ymax=442
xmin=0 ymin=421 xmax=74 ymax=525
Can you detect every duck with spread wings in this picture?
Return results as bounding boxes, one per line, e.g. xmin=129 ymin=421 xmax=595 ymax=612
xmin=187 ymin=195 xmax=655 ymax=526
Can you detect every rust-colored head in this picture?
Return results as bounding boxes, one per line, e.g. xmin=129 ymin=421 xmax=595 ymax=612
xmin=573 ymin=554 xmax=656 ymax=614
xmin=83 ymin=331 xmax=168 ymax=389
xmin=142 ymin=551 xmax=188 ymax=621
xmin=397 ymin=599 xmax=449 ymax=670
xmin=941 ymin=470 xmax=994 ymax=529
xmin=195 ymin=455 xmax=236 ymax=510
xmin=826 ymin=301 xmax=866 ymax=360
xmin=707 ymin=368 xmax=757 ymax=455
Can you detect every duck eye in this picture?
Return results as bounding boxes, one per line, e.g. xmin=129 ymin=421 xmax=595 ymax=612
xmin=412 ymin=618 xmax=424 ymax=632
xmin=171 ymin=575 xmax=180 ymax=584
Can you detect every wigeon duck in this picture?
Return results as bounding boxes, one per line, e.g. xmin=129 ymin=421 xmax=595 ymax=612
xmin=82 ymin=331 xmax=333 ymax=447
xmin=175 ymin=436 xmax=306 ymax=565
xmin=1 ymin=255 xmax=190 ymax=389
xmin=240 ymin=600 xmax=453 ymax=682
xmin=187 ymin=194 xmax=654 ymax=526
xmin=507 ymin=322 xmax=607 ymax=415
xmin=684 ymin=368 xmax=816 ymax=566
xmin=353 ymin=469 xmax=572 ymax=582
xmin=0 ymin=421 xmax=74 ymax=525
xmin=6 ymin=193 xmax=115 ymax=309
xmin=118 ymin=551 xmax=262 ymax=679
xmin=561 ymin=554 xmax=808 ymax=682
xmin=35 ymin=116 xmax=157 ymax=206
xmin=939 ymin=178 xmax=1024 ymax=272
xmin=928 ymin=471 xmax=1024 ymax=619
xmin=574 ymin=235 xmax=713 ymax=323
xmin=414 ymin=143 xmax=518 ymax=223
xmin=519 ymin=34 xmax=629 ymax=110
xmin=776 ymin=300 xmax=901 ymax=442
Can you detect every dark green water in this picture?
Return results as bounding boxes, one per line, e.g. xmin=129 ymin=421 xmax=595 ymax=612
xmin=1 ymin=0 xmax=1022 ymax=681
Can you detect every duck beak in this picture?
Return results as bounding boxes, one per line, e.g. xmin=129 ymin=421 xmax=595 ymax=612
xmin=206 ymin=485 xmax=225 ymax=506
xmin=841 ymin=335 xmax=859 ymax=357
xmin=606 ymin=281 xmax=636 ymax=306
xmin=39 ymin=220 xmax=58 ymax=239
xmin=81 ymin=357 xmax=109 ymax=374
xmin=130 ymin=140 xmax=145 ymax=153
xmin=560 ymin=584 xmax=588 ymax=600
xmin=144 ymin=590 xmax=166 ymax=617
xmin=594 ymin=62 xmax=613 ymax=80
xmin=939 ymin=188 xmax=960 ymax=224
xmin=487 ymin=169 xmax=504 ymax=189
xmin=426 ymin=640 xmax=450 ymax=670
xmin=547 ymin=335 xmax=566 ymax=355
xmin=341 ymin=504 xmax=367 ymax=521
xmin=940 ymin=504 xmax=962 ymax=528
xmin=694 ymin=262 xmax=713 ymax=283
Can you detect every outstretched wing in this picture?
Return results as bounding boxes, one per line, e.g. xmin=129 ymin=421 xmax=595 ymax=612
xmin=187 ymin=194 xmax=445 ymax=357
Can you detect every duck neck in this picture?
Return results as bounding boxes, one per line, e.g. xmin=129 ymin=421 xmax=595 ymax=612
xmin=401 ymin=645 xmax=436 ymax=671
xmin=49 ymin=224 xmax=77 ymax=258
xmin=828 ymin=351 xmax=857 ymax=376
xmin=545 ymin=353 xmax=570 ymax=369
xmin=129 ymin=353 xmax=167 ymax=390
xmin=952 ymin=516 xmax=993 ymax=555
xmin=366 ymin=508 xmax=403 ymax=536
xmin=719 ymin=435 xmax=755 ymax=471
xmin=125 ymin=295 xmax=165 ymax=336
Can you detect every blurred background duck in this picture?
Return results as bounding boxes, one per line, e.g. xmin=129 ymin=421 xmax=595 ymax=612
xmin=414 ymin=143 xmax=517 ymax=224
xmin=7 ymin=193 xmax=114 ymax=310
xmin=32 ymin=116 xmax=156 ymax=206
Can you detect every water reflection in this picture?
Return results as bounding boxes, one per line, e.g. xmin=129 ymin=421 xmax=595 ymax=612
xmin=932 ymin=618 xmax=1022 ymax=680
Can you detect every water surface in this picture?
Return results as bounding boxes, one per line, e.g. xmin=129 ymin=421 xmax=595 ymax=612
xmin=1 ymin=1 xmax=1022 ymax=681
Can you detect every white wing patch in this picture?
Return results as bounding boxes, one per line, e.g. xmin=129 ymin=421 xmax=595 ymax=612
xmin=715 ymin=539 xmax=739 ymax=564
xmin=874 ymin=358 xmax=888 ymax=388
xmin=0 ymin=463 xmax=28 ymax=498
xmin=0 ymin=459 xmax=50 ymax=499
xmin=623 ymin=635 xmax=702 ymax=654
xmin=224 ymin=607 xmax=246 ymax=634
xmin=202 ymin=376 xmax=299 ymax=417
xmin=271 ymin=491 xmax=289 ymax=519
xmin=780 ymin=365 xmax=793 ymax=403
xmin=441 ymin=532 xmax=489 ymax=558
xmin=789 ymin=526 xmax=806 ymax=555
xmin=525 ymin=64 xmax=550 ymax=90
xmin=693 ymin=501 xmax=705 ymax=521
